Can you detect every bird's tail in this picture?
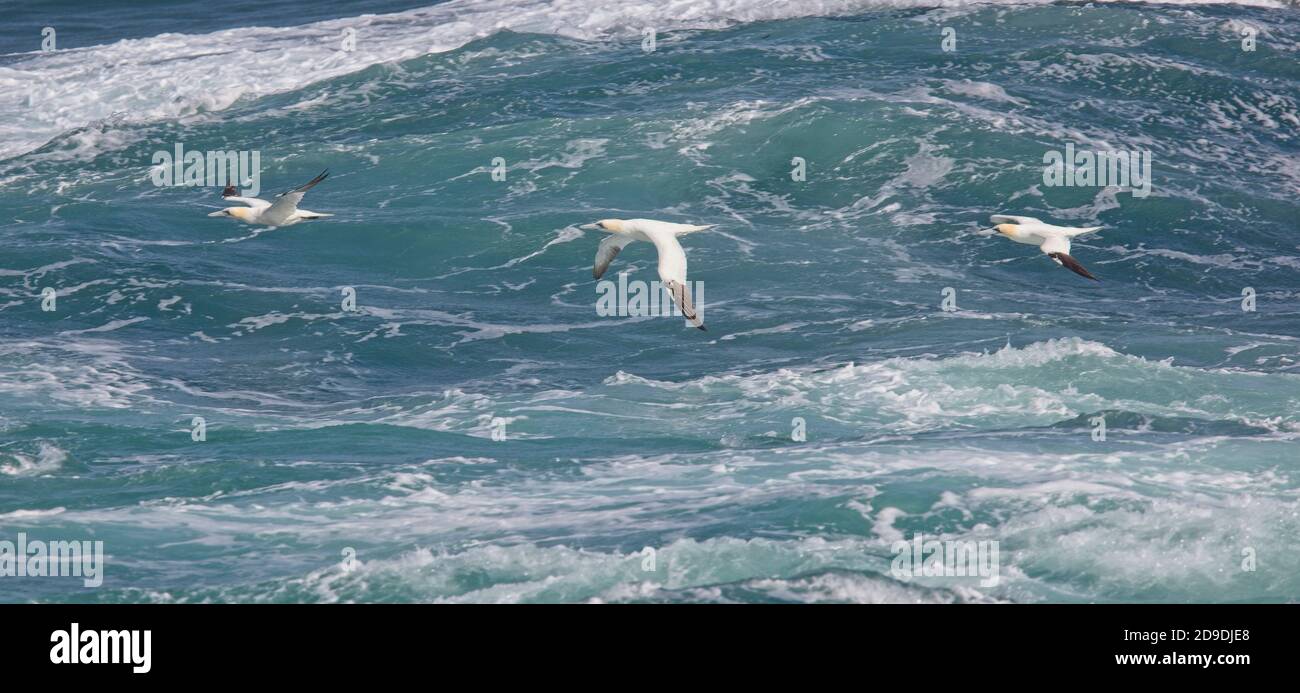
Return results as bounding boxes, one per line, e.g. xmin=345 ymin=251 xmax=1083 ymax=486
xmin=1066 ymin=225 xmax=1103 ymax=237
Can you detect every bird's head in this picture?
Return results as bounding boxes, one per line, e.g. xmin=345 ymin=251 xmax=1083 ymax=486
xmin=994 ymin=223 xmax=1019 ymax=238
xmin=208 ymin=207 xmax=251 ymax=220
xmin=582 ymin=219 xmax=626 ymax=233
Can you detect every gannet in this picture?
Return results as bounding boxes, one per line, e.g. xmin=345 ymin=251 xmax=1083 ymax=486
xmin=989 ymin=214 xmax=1102 ymax=281
xmin=208 ymin=170 xmax=333 ymax=227
xmin=581 ymin=218 xmax=713 ymax=331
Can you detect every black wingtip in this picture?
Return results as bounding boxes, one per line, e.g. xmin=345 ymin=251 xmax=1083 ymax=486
xmin=697 ymin=324 xmax=707 ymax=332
xmin=221 ymin=184 xmax=237 ymax=198
xmin=1049 ymin=251 xmax=1099 ymax=282
xmin=278 ymin=169 xmax=332 ymax=197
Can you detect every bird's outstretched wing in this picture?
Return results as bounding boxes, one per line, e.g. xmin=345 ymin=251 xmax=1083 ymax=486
xmin=280 ymin=169 xmax=330 ymax=197
xmin=1039 ymin=235 xmax=1099 ymax=280
xmin=594 ymin=234 xmax=635 ymax=279
xmin=1046 ymin=250 xmax=1099 ymax=281
xmin=266 ymin=169 xmax=329 ymax=218
xmin=1041 ymin=235 xmax=1098 ymax=280
xmin=1040 ymin=236 xmax=1070 ymax=256
xmin=220 ymin=184 xmax=270 ymax=209
xmin=667 ymin=280 xmax=706 ymax=331
xmin=643 ymin=230 xmax=705 ymax=329
xmin=643 ymin=229 xmax=688 ymax=288
xmin=990 ymin=214 xmax=1042 ymax=225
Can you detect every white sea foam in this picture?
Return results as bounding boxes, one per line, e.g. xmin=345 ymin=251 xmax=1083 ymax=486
xmin=0 ymin=442 xmax=68 ymax=476
xmin=0 ymin=339 xmax=154 ymax=409
xmin=1 ymin=0 xmax=1282 ymax=162
xmin=940 ymin=79 xmax=1028 ymax=106
xmin=28 ymin=413 xmax=1299 ymax=603
xmin=0 ymin=506 xmax=68 ymax=519
xmin=58 ymin=316 xmax=150 ymax=336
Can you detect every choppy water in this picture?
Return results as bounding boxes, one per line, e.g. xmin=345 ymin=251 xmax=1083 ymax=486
xmin=1 ymin=0 xmax=1298 ymax=603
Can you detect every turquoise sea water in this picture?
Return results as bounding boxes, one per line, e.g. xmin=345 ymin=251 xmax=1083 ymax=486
xmin=1 ymin=0 xmax=1298 ymax=603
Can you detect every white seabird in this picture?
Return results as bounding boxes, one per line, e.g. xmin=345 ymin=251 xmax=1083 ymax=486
xmin=989 ymin=214 xmax=1102 ymax=281
xmin=581 ymin=218 xmax=713 ymax=331
xmin=208 ymin=170 xmax=333 ymax=227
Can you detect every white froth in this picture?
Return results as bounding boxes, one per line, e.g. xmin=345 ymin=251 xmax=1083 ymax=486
xmin=2 ymin=0 xmax=1283 ymax=162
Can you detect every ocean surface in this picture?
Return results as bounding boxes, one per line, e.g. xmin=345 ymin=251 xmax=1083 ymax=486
xmin=1 ymin=0 xmax=1298 ymax=603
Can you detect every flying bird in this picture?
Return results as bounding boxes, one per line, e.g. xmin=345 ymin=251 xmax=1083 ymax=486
xmin=989 ymin=214 xmax=1102 ymax=281
xmin=581 ymin=218 xmax=713 ymax=330
xmin=208 ymin=170 xmax=333 ymax=227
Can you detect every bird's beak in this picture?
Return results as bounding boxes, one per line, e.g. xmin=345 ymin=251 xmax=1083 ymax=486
xmin=578 ymin=223 xmax=600 ymax=231
xmin=207 ymin=210 xmax=226 ymax=217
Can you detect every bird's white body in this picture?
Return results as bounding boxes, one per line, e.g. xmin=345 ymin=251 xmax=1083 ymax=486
xmin=995 ymin=217 xmax=1100 ymax=248
xmin=209 ymin=170 xmax=333 ymax=227
xmin=213 ymin=198 xmax=331 ymax=227
xmin=990 ymin=214 xmax=1102 ymax=281
xmin=585 ymin=218 xmax=713 ymax=329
